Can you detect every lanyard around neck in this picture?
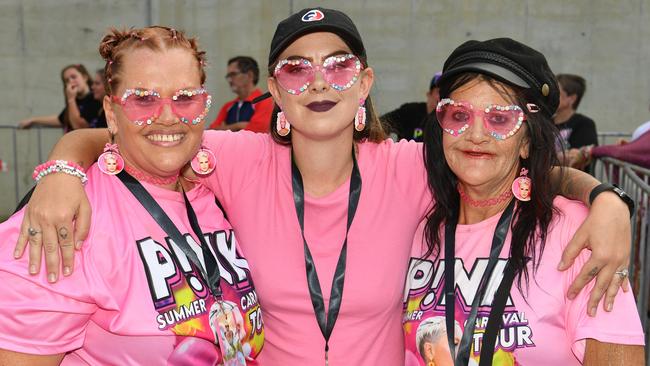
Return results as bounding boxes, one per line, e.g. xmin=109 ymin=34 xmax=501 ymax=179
xmin=444 ymin=199 xmax=517 ymax=366
xmin=291 ymin=150 xmax=362 ymax=365
xmin=117 ymin=171 xmax=222 ymax=298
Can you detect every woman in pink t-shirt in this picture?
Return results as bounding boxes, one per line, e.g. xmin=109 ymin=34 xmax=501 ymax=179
xmin=12 ymin=8 xmax=636 ymax=365
xmin=404 ymin=38 xmax=644 ymax=365
xmin=0 ymin=26 xmax=263 ymax=365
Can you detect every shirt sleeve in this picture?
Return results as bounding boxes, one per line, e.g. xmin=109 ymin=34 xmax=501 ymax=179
xmin=199 ymin=130 xmax=272 ymax=209
xmin=389 ymin=140 xmax=432 ymax=219
xmin=557 ymin=201 xmax=645 ymax=361
xmin=568 ymin=116 xmax=598 ymax=148
xmin=0 ymin=211 xmax=98 ymax=355
xmin=245 ymin=98 xmax=274 ymax=133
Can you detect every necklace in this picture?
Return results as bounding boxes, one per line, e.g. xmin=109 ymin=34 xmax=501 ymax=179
xmin=458 ymin=184 xmax=513 ymax=207
xmin=124 ymin=164 xmax=179 ymax=186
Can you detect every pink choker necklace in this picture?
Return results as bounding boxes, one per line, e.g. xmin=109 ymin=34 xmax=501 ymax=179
xmin=458 ymin=185 xmax=513 ymax=207
xmin=124 ymin=164 xmax=179 ymax=186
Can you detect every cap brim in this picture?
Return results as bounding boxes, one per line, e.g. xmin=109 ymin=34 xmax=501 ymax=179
xmin=439 ymin=62 xmax=530 ymax=89
xmin=269 ymin=24 xmax=365 ymax=65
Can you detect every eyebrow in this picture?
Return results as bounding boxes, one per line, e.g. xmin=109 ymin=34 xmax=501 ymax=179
xmin=285 ymin=49 xmax=351 ymax=63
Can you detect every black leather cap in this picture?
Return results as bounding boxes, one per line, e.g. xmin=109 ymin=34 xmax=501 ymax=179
xmin=439 ymin=38 xmax=559 ymax=117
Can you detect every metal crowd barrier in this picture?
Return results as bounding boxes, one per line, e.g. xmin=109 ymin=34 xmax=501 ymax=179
xmin=593 ymin=157 xmax=650 ymax=357
xmin=0 ymin=126 xmax=62 ymax=219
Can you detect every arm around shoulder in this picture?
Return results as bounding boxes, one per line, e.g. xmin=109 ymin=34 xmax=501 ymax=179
xmin=0 ymin=349 xmax=64 ymax=366
xmin=583 ymin=339 xmax=644 ymax=366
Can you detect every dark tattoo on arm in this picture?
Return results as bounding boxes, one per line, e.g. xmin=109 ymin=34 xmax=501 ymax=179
xmin=555 ymin=167 xmax=600 ymax=205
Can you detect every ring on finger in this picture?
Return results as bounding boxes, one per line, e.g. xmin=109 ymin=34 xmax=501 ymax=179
xmin=615 ymin=268 xmax=629 ymax=278
xmin=28 ymin=227 xmax=41 ymax=236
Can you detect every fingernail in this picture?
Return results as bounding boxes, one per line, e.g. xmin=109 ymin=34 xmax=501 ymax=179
xmin=63 ymin=266 xmax=71 ymax=276
xmin=48 ymin=273 xmax=57 ymax=283
xmin=75 ymin=241 xmax=83 ymax=250
xmin=567 ymin=291 xmax=576 ymax=300
xmin=29 ymin=265 xmax=37 ymax=274
xmin=606 ymin=302 xmax=613 ymax=312
xmin=589 ymin=307 xmax=597 ymax=317
xmin=13 ymin=250 xmax=20 ymax=259
xmin=557 ymin=260 xmax=565 ymax=270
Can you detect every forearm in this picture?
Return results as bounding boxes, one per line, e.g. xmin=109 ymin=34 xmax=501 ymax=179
xmin=226 ymin=121 xmax=249 ymax=131
xmin=0 ymin=349 xmax=64 ymax=366
xmin=47 ymin=128 xmax=108 ymax=169
xmin=553 ymin=166 xmax=600 ymax=205
xmin=66 ymin=99 xmax=89 ymax=129
xmin=31 ymin=115 xmax=62 ymax=127
xmin=583 ymin=339 xmax=644 ymax=365
xmin=215 ymin=121 xmax=249 ymax=131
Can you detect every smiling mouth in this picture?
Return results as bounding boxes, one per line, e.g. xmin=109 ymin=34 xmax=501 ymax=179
xmin=463 ymin=150 xmax=493 ymax=158
xmin=306 ymin=100 xmax=337 ymax=112
xmin=146 ymin=133 xmax=185 ymax=143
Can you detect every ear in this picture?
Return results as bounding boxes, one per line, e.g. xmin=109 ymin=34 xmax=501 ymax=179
xmin=103 ymin=95 xmax=119 ymax=135
xmin=358 ymin=67 xmax=374 ymax=101
xmin=566 ymin=93 xmax=577 ymax=108
xmin=267 ymin=76 xmax=283 ymax=109
xmin=423 ymin=341 xmax=435 ymax=360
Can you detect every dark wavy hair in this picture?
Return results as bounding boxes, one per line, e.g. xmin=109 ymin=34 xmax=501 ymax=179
xmin=422 ymin=73 xmax=564 ymax=290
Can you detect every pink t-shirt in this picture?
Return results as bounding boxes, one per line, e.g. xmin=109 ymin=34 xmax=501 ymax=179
xmin=403 ymin=197 xmax=644 ymax=365
xmin=0 ymin=166 xmax=264 ymax=365
xmin=200 ymin=131 xmax=431 ymax=365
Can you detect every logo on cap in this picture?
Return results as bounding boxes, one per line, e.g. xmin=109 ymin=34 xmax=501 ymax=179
xmin=302 ymin=9 xmax=325 ymax=22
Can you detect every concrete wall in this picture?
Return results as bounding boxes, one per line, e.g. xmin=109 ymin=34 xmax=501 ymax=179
xmin=1 ymin=0 xmax=649 ymax=215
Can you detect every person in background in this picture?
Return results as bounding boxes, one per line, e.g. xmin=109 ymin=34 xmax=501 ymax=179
xmin=18 ymin=64 xmax=102 ymax=132
xmin=554 ymin=74 xmax=598 ymax=170
xmin=381 ymin=71 xmax=441 ymax=141
xmin=209 ymin=56 xmax=274 ymax=133
xmin=89 ymin=69 xmax=107 ymax=128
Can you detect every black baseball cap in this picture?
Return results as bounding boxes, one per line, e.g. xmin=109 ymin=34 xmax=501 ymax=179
xmin=438 ymin=38 xmax=559 ymax=117
xmin=268 ymin=7 xmax=366 ymax=66
xmin=253 ymin=7 xmax=366 ymax=104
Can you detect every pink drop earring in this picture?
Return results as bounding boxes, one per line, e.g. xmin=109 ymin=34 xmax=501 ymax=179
xmin=277 ymin=111 xmax=291 ymax=136
xmin=191 ymin=147 xmax=216 ymax=176
xmin=354 ymin=98 xmax=366 ymax=132
xmin=98 ymin=134 xmax=124 ymax=175
xmin=512 ymin=168 xmax=531 ymax=201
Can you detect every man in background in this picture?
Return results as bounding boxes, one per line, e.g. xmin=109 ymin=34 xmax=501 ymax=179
xmin=381 ymin=72 xmax=441 ymax=142
xmin=209 ymin=56 xmax=273 ymax=133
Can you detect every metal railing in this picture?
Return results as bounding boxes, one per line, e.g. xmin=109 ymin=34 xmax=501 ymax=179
xmin=597 ymin=131 xmax=632 ymax=146
xmin=0 ymin=126 xmax=62 ymax=218
xmin=593 ymin=156 xmax=650 ymax=359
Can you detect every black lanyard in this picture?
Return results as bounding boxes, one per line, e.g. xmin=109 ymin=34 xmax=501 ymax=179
xmin=117 ymin=171 xmax=222 ymax=299
xmin=291 ymin=151 xmax=362 ymax=366
xmin=444 ymin=199 xmax=518 ymax=366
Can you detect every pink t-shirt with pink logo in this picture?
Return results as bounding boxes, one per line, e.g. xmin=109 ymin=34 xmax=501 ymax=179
xmin=200 ymin=131 xmax=431 ymax=365
xmin=403 ymin=197 xmax=644 ymax=365
xmin=0 ymin=166 xmax=264 ymax=365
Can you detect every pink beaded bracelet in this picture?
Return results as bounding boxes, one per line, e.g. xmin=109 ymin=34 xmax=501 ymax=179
xmin=32 ymin=160 xmax=88 ymax=185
